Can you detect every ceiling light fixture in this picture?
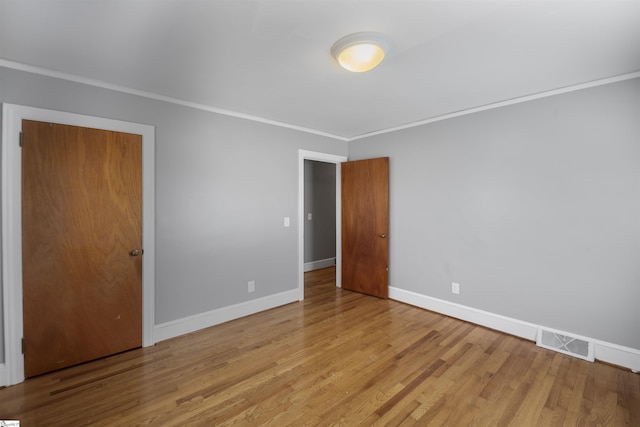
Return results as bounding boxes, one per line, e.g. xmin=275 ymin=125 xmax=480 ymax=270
xmin=331 ymin=32 xmax=391 ymax=73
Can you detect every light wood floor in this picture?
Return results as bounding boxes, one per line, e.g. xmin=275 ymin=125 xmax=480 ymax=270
xmin=1 ymin=267 xmax=638 ymax=426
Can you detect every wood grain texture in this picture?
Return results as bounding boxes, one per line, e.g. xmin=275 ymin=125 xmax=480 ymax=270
xmin=21 ymin=120 xmax=143 ymax=377
xmin=1 ymin=268 xmax=638 ymax=425
xmin=342 ymin=157 xmax=389 ymax=298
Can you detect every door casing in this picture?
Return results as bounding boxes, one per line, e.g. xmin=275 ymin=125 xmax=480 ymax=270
xmin=2 ymin=103 xmax=155 ymax=386
xmin=298 ymin=150 xmax=347 ymax=300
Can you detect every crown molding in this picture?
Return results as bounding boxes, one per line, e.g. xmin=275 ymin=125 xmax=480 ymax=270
xmin=348 ymin=71 xmax=640 ymax=141
xmin=2 ymin=59 xmax=638 ymax=143
xmin=0 ymin=59 xmax=348 ymax=142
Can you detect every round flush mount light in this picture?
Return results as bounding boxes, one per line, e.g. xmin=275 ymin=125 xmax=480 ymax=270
xmin=331 ymin=32 xmax=391 ymax=73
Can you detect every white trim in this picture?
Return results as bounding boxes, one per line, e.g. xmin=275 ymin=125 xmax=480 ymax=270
xmin=389 ymin=286 xmax=640 ymax=372
xmin=1 ymin=103 xmax=155 ymax=386
xmin=348 ymin=71 xmax=640 ymax=141
xmin=0 ymin=59 xmax=348 ymax=142
xmin=594 ymin=341 xmax=640 ymax=373
xmin=304 ymin=257 xmax=336 ymax=272
xmin=3 ymin=60 xmax=637 ymax=143
xmin=0 ymin=363 xmax=6 ymax=386
xmin=154 ymin=289 xmax=299 ymax=343
xmin=298 ymin=150 xmax=348 ymax=301
xmin=389 ymin=286 xmax=538 ymax=340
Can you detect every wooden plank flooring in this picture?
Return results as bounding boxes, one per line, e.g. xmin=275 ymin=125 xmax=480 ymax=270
xmin=1 ymin=267 xmax=638 ymax=425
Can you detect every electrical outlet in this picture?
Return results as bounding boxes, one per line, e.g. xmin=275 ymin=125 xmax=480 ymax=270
xmin=451 ymin=282 xmax=460 ymax=295
xmin=248 ymin=280 xmax=255 ymax=293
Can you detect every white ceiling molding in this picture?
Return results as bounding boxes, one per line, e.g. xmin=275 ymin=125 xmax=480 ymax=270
xmin=349 ymin=71 xmax=640 ymax=141
xmin=3 ymin=59 xmax=638 ymax=143
xmin=0 ymin=59 xmax=349 ymax=142
xmin=1 ymin=1 xmax=638 ymax=139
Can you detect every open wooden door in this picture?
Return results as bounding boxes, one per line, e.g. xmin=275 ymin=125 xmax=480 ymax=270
xmin=341 ymin=157 xmax=389 ymax=298
xmin=21 ymin=120 xmax=143 ymax=377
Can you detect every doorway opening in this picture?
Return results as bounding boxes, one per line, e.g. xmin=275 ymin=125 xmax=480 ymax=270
xmin=297 ymin=150 xmax=347 ymax=300
xmin=304 ymin=159 xmax=337 ymax=272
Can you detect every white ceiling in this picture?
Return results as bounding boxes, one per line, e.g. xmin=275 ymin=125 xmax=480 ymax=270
xmin=1 ymin=0 xmax=639 ymax=140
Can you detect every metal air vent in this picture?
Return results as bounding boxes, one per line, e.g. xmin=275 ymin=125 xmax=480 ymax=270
xmin=537 ymin=327 xmax=594 ymax=362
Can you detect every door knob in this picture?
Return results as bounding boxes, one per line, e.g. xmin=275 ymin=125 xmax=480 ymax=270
xmin=379 ymin=233 xmax=387 ymax=238
xmin=130 ymin=249 xmax=140 ymax=256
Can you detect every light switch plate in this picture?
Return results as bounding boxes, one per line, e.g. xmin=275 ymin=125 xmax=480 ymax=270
xmin=284 ymin=217 xmax=290 ymax=227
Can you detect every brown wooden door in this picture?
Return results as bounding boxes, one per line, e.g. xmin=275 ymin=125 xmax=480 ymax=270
xmin=341 ymin=157 xmax=389 ymax=298
xmin=21 ymin=120 xmax=143 ymax=378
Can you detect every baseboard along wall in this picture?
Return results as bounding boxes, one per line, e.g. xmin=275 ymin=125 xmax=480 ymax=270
xmin=304 ymin=257 xmax=336 ymax=272
xmin=156 ymin=283 xmax=639 ymax=372
xmin=389 ymin=286 xmax=640 ymax=373
xmin=154 ymin=289 xmax=299 ymax=343
xmin=3 ymin=284 xmax=635 ymax=387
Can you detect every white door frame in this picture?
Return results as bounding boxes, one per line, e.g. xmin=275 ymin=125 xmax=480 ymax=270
xmin=1 ymin=103 xmax=155 ymax=386
xmin=298 ymin=150 xmax=347 ymax=300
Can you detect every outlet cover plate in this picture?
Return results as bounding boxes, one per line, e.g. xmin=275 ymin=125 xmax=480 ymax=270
xmin=452 ymin=282 xmax=460 ymax=294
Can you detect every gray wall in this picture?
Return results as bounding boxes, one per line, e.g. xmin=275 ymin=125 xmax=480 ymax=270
xmin=2 ymin=66 xmax=639 ymax=365
xmin=304 ymin=160 xmax=336 ymax=264
xmin=349 ymin=77 xmax=640 ymax=350
xmin=0 ymin=66 xmax=348 ymax=362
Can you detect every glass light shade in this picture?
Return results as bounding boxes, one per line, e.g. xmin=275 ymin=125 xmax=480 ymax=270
xmin=331 ymin=32 xmax=391 ymax=73
xmin=337 ymin=43 xmax=385 ymax=73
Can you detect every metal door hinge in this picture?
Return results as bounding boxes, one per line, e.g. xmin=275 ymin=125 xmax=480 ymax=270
xmin=22 ymin=337 xmax=25 ymax=354
xmin=19 ymin=132 xmax=23 ymax=147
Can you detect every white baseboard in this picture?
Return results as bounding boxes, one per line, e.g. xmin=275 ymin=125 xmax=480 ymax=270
xmin=389 ymin=287 xmax=538 ymax=341
xmin=594 ymin=341 xmax=640 ymax=373
xmin=0 ymin=363 xmax=6 ymax=386
xmin=304 ymin=257 xmax=336 ymax=272
xmin=154 ymin=289 xmax=299 ymax=343
xmin=389 ymin=286 xmax=640 ymax=373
